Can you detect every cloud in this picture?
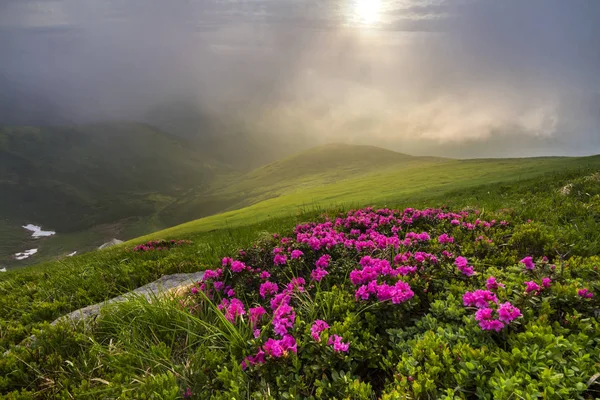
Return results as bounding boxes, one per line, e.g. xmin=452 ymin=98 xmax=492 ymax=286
xmin=0 ymin=0 xmax=599 ymax=156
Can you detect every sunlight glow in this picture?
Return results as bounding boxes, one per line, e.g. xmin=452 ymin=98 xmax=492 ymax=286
xmin=353 ymin=0 xmax=383 ymax=25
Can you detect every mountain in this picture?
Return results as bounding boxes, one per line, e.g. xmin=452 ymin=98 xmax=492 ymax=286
xmin=0 ymin=122 xmax=231 ymax=265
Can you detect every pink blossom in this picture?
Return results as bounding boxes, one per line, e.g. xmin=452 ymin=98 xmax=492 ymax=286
xmin=578 ymin=288 xmax=594 ymax=298
xmin=311 ymin=268 xmax=329 ymax=282
xmin=249 ymin=306 xmax=266 ymax=327
xmin=274 ymin=254 xmax=288 ymax=265
xmin=290 ymin=250 xmax=304 ymax=259
xmin=218 ymin=298 xmax=246 ymax=322
xmin=541 ymin=277 xmax=552 ymax=288
xmin=260 ymin=271 xmax=271 ymax=280
xmin=259 ymin=281 xmax=279 ymax=298
xmin=454 ymin=257 xmax=468 ymax=268
xmin=497 ymin=302 xmax=522 ymax=323
xmin=221 ymin=257 xmax=232 ymax=266
xmin=524 ymin=281 xmax=541 ymax=293
xmin=486 ymin=276 xmax=505 ymax=291
xmin=310 ymin=320 xmax=330 ymax=342
xmin=475 ymin=307 xmax=494 ymax=322
xmin=231 ymin=260 xmax=246 ymax=273
xmin=438 ymin=234 xmax=454 ymax=244
xmin=463 ymin=290 xmax=498 ymax=308
xmin=328 ymin=335 xmax=350 ymax=353
xmin=479 ymin=319 xmax=505 ymax=332
xmin=316 ymin=254 xmax=332 ymax=269
xmin=520 ymin=256 xmax=535 ymax=270
xmin=191 ymin=286 xmax=198 ymax=295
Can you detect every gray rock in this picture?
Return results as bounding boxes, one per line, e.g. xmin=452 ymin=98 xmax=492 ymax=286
xmin=98 ymin=238 xmax=124 ymax=250
xmin=4 ymin=271 xmax=205 ymax=356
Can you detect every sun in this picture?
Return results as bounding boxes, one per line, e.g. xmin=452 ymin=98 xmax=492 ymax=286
xmin=353 ymin=0 xmax=383 ymax=25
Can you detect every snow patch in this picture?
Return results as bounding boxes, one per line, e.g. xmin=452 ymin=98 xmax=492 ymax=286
xmin=67 ymin=251 xmax=77 ymax=257
xmin=23 ymin=224 xmax=56 ymax=238
xmin=14 ymin=249 xmax=38 ymax=260
xmin=0 ymin=267 xmax=6 ymax=273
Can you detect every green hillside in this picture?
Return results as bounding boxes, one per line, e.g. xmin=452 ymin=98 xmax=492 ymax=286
xmin=0 ymin=123 xmax=229 ymax=266
xmin=157 ymin=144 xmax=442 ymax=227
xmin=148 ymin=154 xmax=600 ymax=241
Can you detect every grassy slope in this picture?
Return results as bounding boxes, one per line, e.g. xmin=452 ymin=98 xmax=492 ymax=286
xmin=2 ymin=162 xmax=600 ymax=397
xmin=144 ymin=155 xmax=600 ymax=242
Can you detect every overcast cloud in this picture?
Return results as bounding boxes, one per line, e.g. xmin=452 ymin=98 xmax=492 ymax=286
xmin=1 ymin=0 xmax=599 ymax=157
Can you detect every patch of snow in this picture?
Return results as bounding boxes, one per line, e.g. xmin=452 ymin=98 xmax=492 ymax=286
xmin=67 ymin=251 xmax=77 ymax=257
xmin=23 ymin=224 xmax=56 ymax=238
xmin=0 ymin=267 xmax=6 ymax=272
xmin=14 ymin=248 xmax=38 ymax=260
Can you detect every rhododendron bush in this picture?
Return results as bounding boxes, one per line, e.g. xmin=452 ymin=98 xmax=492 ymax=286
xmin=183 ymin=207 xmax=599 ymax=398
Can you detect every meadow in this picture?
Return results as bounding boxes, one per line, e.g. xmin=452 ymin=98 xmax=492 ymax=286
xmin=1 ymin=156 xmax=600 ymax=398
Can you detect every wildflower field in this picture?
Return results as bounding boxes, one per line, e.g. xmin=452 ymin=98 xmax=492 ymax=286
xmin=1 ymin=167 xmax=600 ymax=398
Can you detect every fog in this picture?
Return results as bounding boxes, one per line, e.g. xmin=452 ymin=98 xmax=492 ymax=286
xmin=1 ymin=0 xmax=599 ymax=157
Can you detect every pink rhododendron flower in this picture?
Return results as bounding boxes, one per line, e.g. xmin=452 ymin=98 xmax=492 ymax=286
xmin=316 ymin=254 xmax=332 ymax=269
xmin=438 ymin=233 xmax=454 ymax=244
xmin=226 ymin=288 xmax=236 ymax=297
xmin=191 ymin=286 xmax=198 ymax=295
xmin=524 ymin=281 xmax=541 ymax=293
xmin=520 ymin=256 xmax=535 ymax=270
xmin=486 ymin=276 xmax=505 ymax=291
xmin=273 ymin=303 xmax=296 ymax=336
xmin=221 ymin=257 xmax=232 ymax=266
xmin=463 ymin=290 xmax=498 ymax=308
xmin=290 ymin=250 xmax=304 ymax=259
xmin=479 ymin=319 xmax=505 ymax=332
xmin=263 ymin=335 xmax=297 ymax=357
xmin=454 ymin=257 xmax=468 ymax=268
xmin=286 ymin=277 xmax=306 ymax=292
xmin=249 ymin=306 xmax=266 ymax=328
xmin=310 ymin=320 xmax=330 ymax=342
xmin=578 ymin=288 xmax=594 ymax=298
xmin=259 ymin=281 xmax=279 ymax=298
xmin=311 ymin=268 xmax=328 ymax=282
xmin=328 ymin=335 xmax=350 ymax=352
xmin=541 ymin=277 xmax=552 ymax=288
xmin=497 ymin=302 xmax=522 ymax=323
xmin=260 ymin=271 xmax=271 ymax=280
xmin=274 ymin=254 xmax=288 ymax=265
xmin=218 ymin=298 xmax=246 ymax=322
xmin=475 ymin=307 xmax=494 ymax=322
xmin=231 ymin=260 xmax=246 ymax=273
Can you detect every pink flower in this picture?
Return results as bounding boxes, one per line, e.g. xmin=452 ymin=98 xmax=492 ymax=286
xmin=218 ymin=298 xmax=246 ymax=322
xmin=486 ymin=276 xmax=505 ymax=291
xmin=454 ymin=256 xmax=468 ymax=268
xmin=311 ymin=268 xmax=329 ymax=282
xmin=438 ymin=233 xmax=454 ymax=244
xmin=221 ymin=257 xmax=232 ymax=266
xmin=290 ymin=250 xmax=304 ymax=259
xmin=497 ymin=302 xmax=522 ymax=323
xmin=231 ymin=260 xmax=246 ymax=273
xmin=463 ymin=290 xmax=498 ymax=308
xmin=274 ymin=254 xmax=288 ymax=265
xmin=191 ymin=286 xmax=198 ymax=295
xmin=475 ymin=307 xmax=494 ymax=322
xmin=316 ymin=254 xmax=332 ymax=269
xmin=260 ymin=271 xmax=271 ymax=280
xmin=578 ymin=288 xmax=594 ymax=298
xmin=328 ymin=335 xmax=350 ymax=353
xmin=226 ymin=288 xmax=236 ymax=297
xmin=263 ymin=335 xmax=297 ymax=358
xmin=541 ymin=277 xmax=552 ymax=288
xmin=259 ymin=281 xmax=279 ymax=298
xmin=451 ymin=219 xmax=460 ymax=225
xmin=310 ymin=320 xmax=330 ymax=342
xmin=479 ymin=319 xmax=505 ymax=332
xmin=249 ymin=306 xmax=266 ymax=327
xmin=520 ymin=256 xmax=535 ymax=270
xmin=524 ymin=281 xmax=541 ymax=293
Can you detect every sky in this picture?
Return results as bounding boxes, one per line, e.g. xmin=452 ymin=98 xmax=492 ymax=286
xmin=0 ymin=0 xmax=599 ymax=157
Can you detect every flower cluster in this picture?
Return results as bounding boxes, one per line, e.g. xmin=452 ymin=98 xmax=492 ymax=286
xmin=133 ymin=239 xmax=191 ymax=252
